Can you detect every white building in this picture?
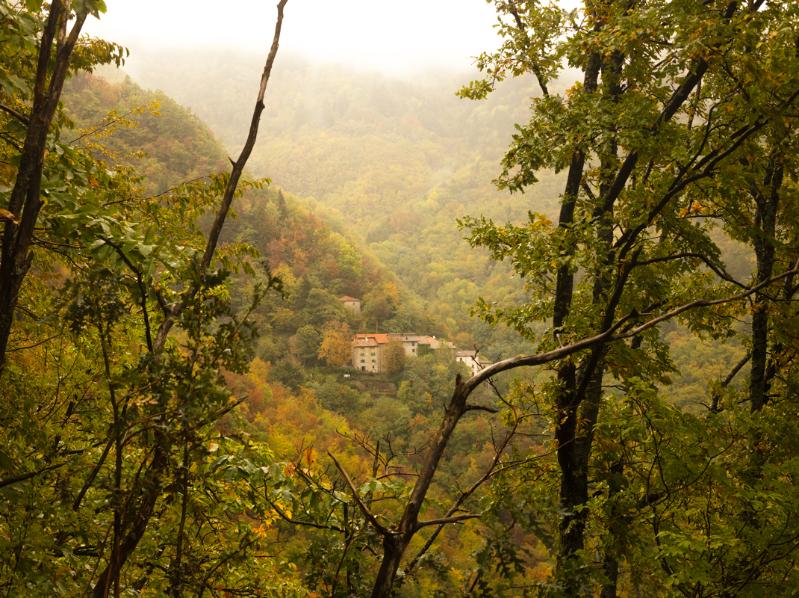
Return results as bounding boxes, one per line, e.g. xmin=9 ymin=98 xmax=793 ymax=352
xmin=455 ymin=350 xmax=484 ymax=377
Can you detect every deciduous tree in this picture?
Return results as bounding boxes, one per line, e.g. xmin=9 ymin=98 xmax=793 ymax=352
xmin=382 ymin=340 xmax=406 ymax=375
xmin=318 ymin=320 xmax=353 ymax=367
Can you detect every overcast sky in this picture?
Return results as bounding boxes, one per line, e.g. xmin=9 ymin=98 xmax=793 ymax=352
xmin=86 ymin=1 xmax=503 ymax=75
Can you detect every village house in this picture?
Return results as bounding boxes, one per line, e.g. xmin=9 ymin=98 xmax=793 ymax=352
xmin=387 ymin=333 xmax=453 ymax=357
xmin=352 ymin=333 xmax=389 ymax=373
xmin=352 ymin=332 xmax=471 ymax=375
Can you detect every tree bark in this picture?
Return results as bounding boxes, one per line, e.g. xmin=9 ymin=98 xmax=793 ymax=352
xmin=555 ymin=38 xmax=625 ymax=592
xmin=749 ymin=157 xmax=782 ymax=412
xmin=368 ymin=376 xmax=470 ymax=596
xmin=552 ymin=33 xmax=602 ymax=585
xmin=371 ymin=536 xmax=406 ymax=598
xmin=600 ymin=461 xmax=623 ymax=598
xmin=0 ymin=2 xmax=88 ymax=371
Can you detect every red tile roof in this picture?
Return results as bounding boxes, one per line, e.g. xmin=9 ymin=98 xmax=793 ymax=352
xmin=353 ymin=333 xmax=390 ymax=345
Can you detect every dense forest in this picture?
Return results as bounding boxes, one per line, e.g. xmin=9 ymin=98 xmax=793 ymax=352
xmin=1 ymin=1 xmax=798 ymax=597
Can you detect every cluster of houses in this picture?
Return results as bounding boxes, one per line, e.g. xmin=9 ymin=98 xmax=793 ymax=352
xmin=350 ymin=333 xmax=485 ymax=377
xmin=339 ymin=296 xmax=488 ymax=376
xmin=339 ymin=295 xmax=490 ymax=375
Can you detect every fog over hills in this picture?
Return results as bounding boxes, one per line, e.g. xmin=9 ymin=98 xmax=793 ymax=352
xmin=103 ymin=49 xmax=576 ymax=354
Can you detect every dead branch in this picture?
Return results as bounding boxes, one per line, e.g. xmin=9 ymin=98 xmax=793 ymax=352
xmin=328 ymin=451 xmax=392 ymax=538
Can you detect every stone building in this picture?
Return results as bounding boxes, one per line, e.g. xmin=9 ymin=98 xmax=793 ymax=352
xmin=352 ymin=333 xmax=389 ymax=372
xmin=352 ymin=332 xmax=474 ymax=375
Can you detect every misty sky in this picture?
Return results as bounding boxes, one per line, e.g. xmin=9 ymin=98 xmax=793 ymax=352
xmin=86 ymin=1 xmax=503 ymax=74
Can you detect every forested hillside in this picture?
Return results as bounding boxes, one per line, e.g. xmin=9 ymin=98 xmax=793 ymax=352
xmin=122 ymin=49 xmax=750 ymax=394
xmin=120 ymin=50 xmax=572 ymax=357
xmin=64 ymin=74 xmax=228 ymax=188
xmin=2 ymin=1 xmax=799 ymax=597
xmin=63 ymin=72 xmax=441 ymax=367
xmin=2 ymin=62 xmax=520 ymax=595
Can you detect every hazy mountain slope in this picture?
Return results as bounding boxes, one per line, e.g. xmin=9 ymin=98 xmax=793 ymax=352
xmin=107 ymin=51 xmax=751 ymax=376
xmin=62 ymin=73 xmax=437 ymax=365
xmin=118 ymin=50 xmax=572 ymax=356
xmin=121 ymin=50 xmax=565 ymax=217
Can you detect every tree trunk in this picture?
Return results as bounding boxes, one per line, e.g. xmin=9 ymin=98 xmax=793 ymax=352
xmin=749 ymin=158 xmax=782 ymax=412
xmin=368 ymin=377 xmax=470 ymax=596
xmin=92 ymin=442 xmax=169 ymax=598
xmin=0 ymin=2 xmax=88 ymax=371
xmin=551 ymin=42 xmax=600 ymax=584
xmin=600 ymin=460 xmax=624 ymax=598
xmin=370 ymin=535 xmax=407 ymax=598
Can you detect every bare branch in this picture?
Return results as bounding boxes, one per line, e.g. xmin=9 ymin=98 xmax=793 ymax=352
xmin=102 ymin=174 xmax=214 ymax=208
xmin=709 ymin=351 xmax=752 ymax=413
xmin=415 ymin=513 xmax=480 ymax=529
xmin=328 ymin=451 xmax=392 ymax=537
xmin=89 ymin=4 xmax=290 ymax=592
xmin=68 ymin=107 xmax=139 ymax=145
xmin=505 ymin=0 xmax=550 ymax=97
xmin=0 ymin=461 xmax=67 ymax=489
xmin=632 ymin=251 xmax=746 ymax=289
xmin=73 ymin=436 xmax=114 ymax=511
xmin=152 ymin=0 xmax=289 ymax=351
xmin=188 ymin=396 xmax=248 ymax=433
xmin=407 ymin=412 xmax=526 ymax=573
xmin=465 ymin=404 xmax=500 ymax=414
